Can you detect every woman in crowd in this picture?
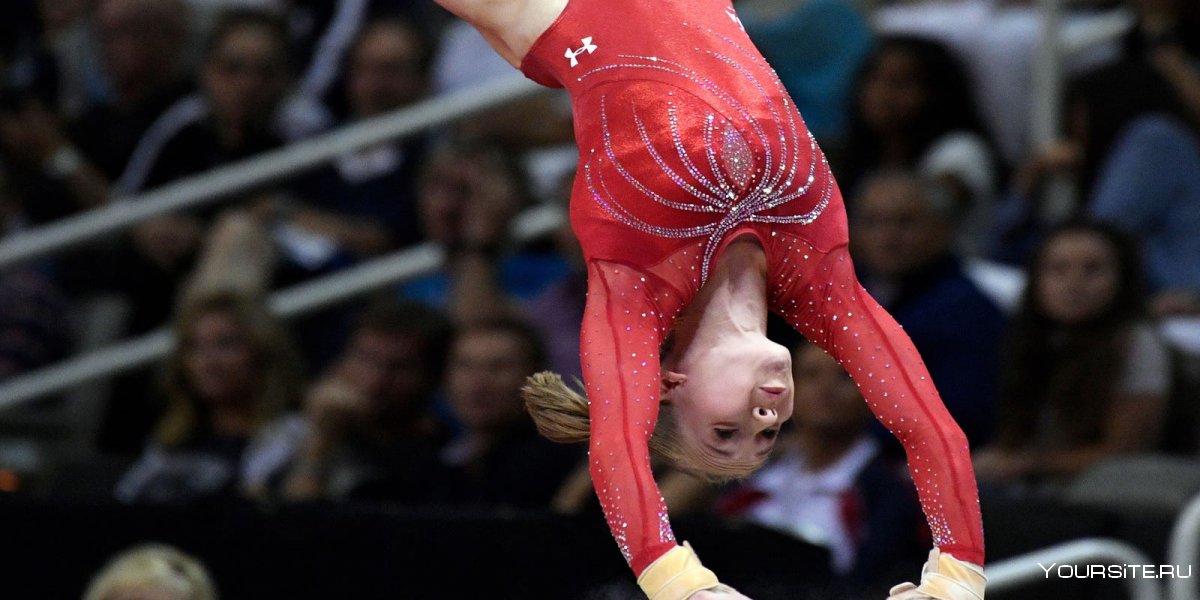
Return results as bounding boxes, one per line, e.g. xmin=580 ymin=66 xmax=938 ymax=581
xmin=974 ymin=223 xmax=1171 ymax=487
xmin=837 ymin=35 xmax=999 ymax=254
xmin=116 ymin=290 xmax=302 ymax=503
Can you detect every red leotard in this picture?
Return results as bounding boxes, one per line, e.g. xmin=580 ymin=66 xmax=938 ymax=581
xmin=520 ymin=0 xmax=984 ymax=576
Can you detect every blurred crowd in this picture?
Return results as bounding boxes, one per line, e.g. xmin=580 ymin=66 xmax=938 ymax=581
xmin=1 ymin=0 xmax=1199 ymax=596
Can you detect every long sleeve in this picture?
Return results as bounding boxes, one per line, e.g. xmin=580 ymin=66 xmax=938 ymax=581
xmin=580 ymin=260 xmax=679 ymax=575
xmin=770 ymin=237 xmax=985 ymax=566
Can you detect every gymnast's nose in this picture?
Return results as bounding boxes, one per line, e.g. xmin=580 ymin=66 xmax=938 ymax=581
xmin=753 ymin=406 xmax=778 ymax=425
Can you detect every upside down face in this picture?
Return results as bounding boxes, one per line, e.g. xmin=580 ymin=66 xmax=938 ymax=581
xmin=665 ymin=335 xmax=795 ymax=476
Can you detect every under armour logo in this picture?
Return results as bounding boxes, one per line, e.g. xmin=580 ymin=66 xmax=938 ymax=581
xmin=565 ymin=37 xmax=597 ymax=67
xmin=726 ymin=8 xmax=744 ymax=31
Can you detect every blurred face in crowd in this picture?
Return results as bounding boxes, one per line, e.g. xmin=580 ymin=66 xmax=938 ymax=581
xmin=446 ymin=328 xmax=534 ymax=434
xmin=348 ymin=22 xmax=427 ymax=118
xmin=859 ymin=46 xmax=927 ymax=134
xmin=792 ymin=344 xmax=868 ymax=435
xmin=97 ymin=0 xmax=187 ymax=96
xmin=418 ymin=150 xmax=522 ymax=246
xmin=853 ymin=175 xmax=952 ymax=278
xmin=183 ymin=310 xmax=256 ymax=405
xmin=1035 ymin=231 xmax=1121 ymax=324
xmin=338 ymin=328 xmax=431 ymax=419
xmin=202 ymin=22 xmax=290 ymax=134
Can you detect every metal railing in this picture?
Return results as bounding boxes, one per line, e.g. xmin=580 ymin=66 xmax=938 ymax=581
xmin=987 ymin=539 xmax=1162 ymax=599
xmin=0 ymin=205 xmax=565 ymax=411
xmin=1030 ymin=2 xmax=1134 ymax=223
xmin=0 ymin=75 xmax=545 ymax=269
xmin=1167 ymin=493 xmax=1200 ymax=600
xmin=1029 ymin=2 xmax=1135 ymax=147
xmin=1030 ymin=0 xmax=1066 ymax=153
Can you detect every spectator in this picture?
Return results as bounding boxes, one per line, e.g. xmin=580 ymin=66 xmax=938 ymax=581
xmin=72 ymin=0 xmax=193 ymax=202
xmin=851 ymin=171 xmax=1007 ymax=448
xmin=872 ymin=0 xmax=1125 ymax=165
xmin=115 ymin=290 xmax=302 ymax=504
xmin=994 ymin=60 xmax=1199 ymax=285
xmin=403 ymin=138 xmax=572 ymax=323
xmin=84 ymin=543 xmax=217 ymax=600
xmin=1102 ymin=0 xmax=1200 ymax=315
xmin=187 ymin=0 xmax=449 ymax=138
xmin=115 ymin=8 xmax=292 ymax=195
xmin=105 ymin=8 xmax=294 ymax=339
xmin=836 ymin=35 xmax=999 ymax=255
xmin=188 ymin=16 xmax=434 ymax=318
xmin=285 ymin=1 xmax=447 ymax=112
xmin=1088 ymin=113 xmax=1200 ymax=315
xmin=270 ymin=15 xmax=434 ymax=275
xmin=430 ymin=18 xmax=577 ymax=201
xmin=714 ymin=342 xmax=923 ymax=590
xmin=202 ymin=136 xmax=581 ymax=384
xmin=179 ymin=18 xmax=435 ymax=367
xmin=975 ymin=223 xmax=1170 ymax=488
xmin=1131 ymin=0 xmax=1200 ymax=125
xmin=420 ymin=317 xmax=582 ymax=508
xmin=1076 ymin=10 xmax=1200 ymax=311
xmin=0 ymin=0 xmax=192 ymax=219
xmin=1071 ymin=61 xmax=1195 ymax=204
xmin=735 ymin=0 xmax=873 ymax=143
xmin=0 ymin=164 xmax=71 ymax=380
xmin=279 ymin=299 xmax=452 ymax=502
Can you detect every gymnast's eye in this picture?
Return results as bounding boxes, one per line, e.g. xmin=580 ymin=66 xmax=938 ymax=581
xmin=715 ymin=428 xmax=736 ymax=440
xmin=761 ymin=429 xmax=779 ymax=440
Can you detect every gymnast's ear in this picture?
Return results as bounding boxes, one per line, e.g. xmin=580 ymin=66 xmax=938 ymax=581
xmin=660 ymin=371 xmax=687 ymax=401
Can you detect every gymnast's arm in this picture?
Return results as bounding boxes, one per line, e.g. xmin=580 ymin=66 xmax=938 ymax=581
xmin=579 ymin=262 xmax=741 ymax=599
xmin=578 ymin=261 xmax=677 ymax=572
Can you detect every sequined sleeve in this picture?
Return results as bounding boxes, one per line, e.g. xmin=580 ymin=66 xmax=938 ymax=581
xmin=580 ymin=260 xmax=679 ymax=575
xmin=769 ymin=238 xmax=986 ymax=566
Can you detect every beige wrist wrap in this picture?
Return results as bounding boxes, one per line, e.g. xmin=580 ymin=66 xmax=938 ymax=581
xmin=636 ymin=542 xmax=721 ymax=600
xmin=900 ymin=548 xmax=986 ymax=600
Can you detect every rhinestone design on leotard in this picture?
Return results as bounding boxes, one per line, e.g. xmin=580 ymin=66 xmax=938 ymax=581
xmin=578 ymin=30 xmax=833 ymax=283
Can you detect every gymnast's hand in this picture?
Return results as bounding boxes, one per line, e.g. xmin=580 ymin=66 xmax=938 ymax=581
xmin=638 ymin=544 xmax=754 ymax=600
xmin=887 ymin=583 xmax=934 ymax=599
xmin=687 ymin=585 xmax=752 ymax=599
xmin=888 ymin=548 xmax=985 ymax=600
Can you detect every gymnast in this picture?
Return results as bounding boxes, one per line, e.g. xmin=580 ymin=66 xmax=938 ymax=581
xmin=431 ymin=0 xmax=987 ymax=598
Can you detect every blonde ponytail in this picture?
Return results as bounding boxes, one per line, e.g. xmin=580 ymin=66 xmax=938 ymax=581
xmin=523 ymin=370 xmax=683 ymax=462
xmin=522 ymin=371 xmax=592 ymax=443
xmin=523 ymin=370 xmax=756 ymax=481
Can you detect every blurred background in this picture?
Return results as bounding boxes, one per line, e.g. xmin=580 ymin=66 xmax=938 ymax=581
xmin=0 ymin=0 xmax=1197 ymax=598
